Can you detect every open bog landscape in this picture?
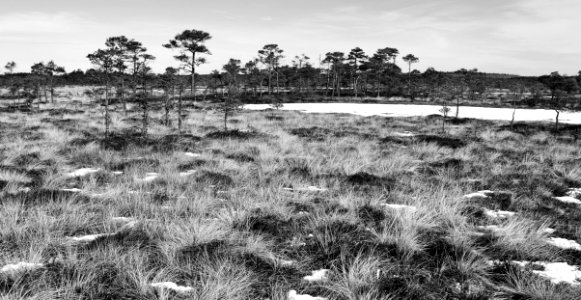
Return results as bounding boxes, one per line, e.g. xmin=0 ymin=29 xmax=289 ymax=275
xmin=2 ymin=0 xmax=581 ymax=299
xmin=1 ymin=96 xmax=581 ymax=299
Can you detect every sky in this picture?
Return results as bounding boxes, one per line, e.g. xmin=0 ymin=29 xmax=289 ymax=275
xmin=0 ymin=0 xmax=579 ymax=76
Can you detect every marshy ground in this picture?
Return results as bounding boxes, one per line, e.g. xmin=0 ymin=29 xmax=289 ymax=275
xmin=1 ymin=99 xmax=581 ymax=299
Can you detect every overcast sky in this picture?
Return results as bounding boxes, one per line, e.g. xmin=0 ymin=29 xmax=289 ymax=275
xmin=0 ymin=0 xmax=579 ymax=76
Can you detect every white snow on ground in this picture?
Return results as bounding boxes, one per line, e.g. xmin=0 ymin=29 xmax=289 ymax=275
xmin=150 ymin=282 xmax=194 ymax=294
xmin=0 ymin=262 xmax=43 ymax=275
xmin=567 ymin=188 xmax=581 ymax=198
xmin=383 ymin=204 xmax=418 ymax=214
xmin=184 ymin=152 xmax=201 ymax=158
xmin=547 ymin=237 xmax=581 ymax=251
xmin=304 ymin=269 xmax=329 ymax=282
xmin=543 ymin=228 xmax=556 ymax=235
xmin=282 ymin=186 xmax=328 ymax=193
xmin=483 ymin=209 xmax=516 ymax=219
xmin=244 ymin=103 xmax=581 ymax=124
xmin=66 ymin=168 xmax=101 ymax=178
xmin=67 ymin=234 xmax=108 ymax=243
xmin=392 ymin=131 xmax=415 ymax=137
xmin=136 ymin=173 xmax=159 ymax=183
xmin=553 ymin=196 xmax=581 ymax=205
xmin=463 ymin=190 xmax=495 ymax=200
xmin=287 ymin=290 xmax=328 ymax=300
xmin=61 ymin=188 xmax=82 ymax=193
xmin=476 ymin=225 xmax=501 ymax=232
xmin=179 ymin=170 xmax=197 ymax=177
xmin=112 ymin=171 xmax=123 ymax=175
xmin=304 ymin=186 xmax=327 ymax=192
xmin=512 ymin=261 xmax=581 ymax=285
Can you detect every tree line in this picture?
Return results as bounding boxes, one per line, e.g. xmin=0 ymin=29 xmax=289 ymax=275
xmin=1 ymin=28 xmax=581 ymax=136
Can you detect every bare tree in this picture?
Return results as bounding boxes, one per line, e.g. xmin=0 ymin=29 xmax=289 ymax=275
xmin=164 ymin=29 xmax=212 ymax=103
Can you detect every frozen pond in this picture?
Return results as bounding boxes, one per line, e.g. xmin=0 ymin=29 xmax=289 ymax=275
xmin=244 ymin=103 xmax=581 ymax=124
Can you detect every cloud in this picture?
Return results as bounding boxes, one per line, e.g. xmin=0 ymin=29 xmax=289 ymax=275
xmin=0 ymin=12 xmax=88 ymax=35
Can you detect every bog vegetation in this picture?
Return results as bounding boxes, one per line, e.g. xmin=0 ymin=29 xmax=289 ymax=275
xmin=0 ymin=29 xmax=581 ymax=300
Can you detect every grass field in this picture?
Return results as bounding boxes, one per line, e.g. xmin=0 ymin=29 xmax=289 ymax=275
xmin=1 ymin=99 xmax=581 ymax=299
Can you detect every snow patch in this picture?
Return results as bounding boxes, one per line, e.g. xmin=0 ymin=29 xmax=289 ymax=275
xmin=66 ymin=168 xmax=101 ymax=178
xmin=476 ymin=225 xmax=501 ymax=232
xmin=245 ymin=103 xmax=581 ymax=124
xmin=392 ymin=131 xmax=415 ymax=137
xmin=150 ymin=282 xmax=194 ymax=294
xmin=67 ymin=233 xmax=108 ymax=243
xmin=112 ymin=171 xmax=124 ymax=175
xmin=179 ymin=169 xmax=197 ymax=177
xmin=483 ymin=209 xmax=516 ymax=219
xmin=542 ymin=228 xmax=556 ymax=235
xmin=287 ymin=290 xmax=328 ymax=300
xmin=136 ymin=173 xmax=159 ymax=183
xmin=283 ymin=186 xmax=328 ymax=193
xmin=567 ymin=188 xmax=581 ymax=198
xmin=512 ymin=261 xmax=581 ymax=285
xmin=61 ymin=188 xmax=82 ymax=193
xmin=184 ymin=152 xmax=201 ymax=158
xmin=547 ymin=237 xmax=581 ymax=251
xmin=0 ymin=262 xmax=43 ymax=276
xmin=554 ymin=196 xmax=581 ymax=205
xmin=304 ymin=269 xmax=329 ymax=282
xmin=463 ymin=190 xmax=495 ymax=200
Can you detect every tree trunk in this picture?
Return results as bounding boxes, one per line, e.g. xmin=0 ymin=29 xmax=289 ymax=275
xmin=354 ymin=75 xmax=360 ymax=98
xmin=268 ymin=65 xmax=272 ymax=95
xmin=511 ymin=107 xmax=516 ymax=127
xmin=275 ymin=70 xmax=280 ymax=94
xmin=337 ymin=73 xmax=341 ymax=97
xmin=376 ymin=71 xmax=381 ymax=98
xmin=408 ymin=63 xmax=412 ymax=101
xmin=191 ymin=52 xmax=196 ymax=103
xmin=105 ymin=78 xmax=110 ymax=137
xmin=325 ymin=65 xmax=331 ymax=97
xmin=50 ymin=75 xmax=55 ymax=103
xmin=224 ymin=111 xmax=228 ymax=131
xmin=178 ymin=89 xmax=183 ymax=133
xmin=555 ymin=110 xmax=560 ymax=133
xmin=142 ymin=101 xmax=148 ymax=137
xmin=120 ymin=80 xmax=127 ymax=116
xmin=331 ymin=73 xmax=336 ymax=99
xmin=455 ymin=97 xmax=460 ymax=119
